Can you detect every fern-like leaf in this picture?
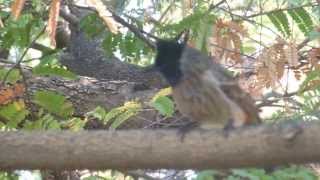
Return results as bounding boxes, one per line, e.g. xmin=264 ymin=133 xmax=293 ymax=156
xmin=288 ymin=7 xmax=314 ymax=36
xmin=268 ymin=11 xmax=291 ymax=37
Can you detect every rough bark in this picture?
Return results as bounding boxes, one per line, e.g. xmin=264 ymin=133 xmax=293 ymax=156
xmin=0 ymin=120 xmax=318 ymax=170
xmin=1 ymin=63 xmax=183 ymax=129
xmin=25 ymin=71 xmax=171 ymax=129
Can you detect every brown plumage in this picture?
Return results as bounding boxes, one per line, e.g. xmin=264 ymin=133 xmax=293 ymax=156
xmin=155 ymin=39 xmax=260 ymax=129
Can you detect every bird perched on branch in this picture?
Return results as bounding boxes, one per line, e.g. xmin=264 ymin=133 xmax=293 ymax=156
xmin=154 ymin=33 xmax=260 ymax=131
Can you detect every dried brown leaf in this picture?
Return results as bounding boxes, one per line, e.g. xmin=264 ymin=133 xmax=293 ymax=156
xmin=309 ymin=48 xmax=320 ymax=68
xmin=46 ymin=0 xmax=61 ymax=47
xmin=87 ymin=0 xmax=118 ymax=34
xmin=0 ymin=18 xmax=3 ymax=28
xmin=209 ymin=19 xmax=246 ymax=64
xmin=10 ymin=0 xmax=26 ymax=20
xmin=256 ymin=42 xmax=286 ymax=90
xmin=284 ymin=42 xmax=299 ymax=67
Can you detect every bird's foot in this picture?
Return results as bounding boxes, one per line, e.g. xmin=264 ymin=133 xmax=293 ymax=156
xmin=177 ymin=120 xmax=199 ymax=142
xmin=223 ymin=119 xmax=235 ymax=138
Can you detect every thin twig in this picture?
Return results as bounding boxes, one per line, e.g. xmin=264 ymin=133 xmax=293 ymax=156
xmin=108 ymin=9 xmax=156 ymax=49
xmin=149 ymin=0 xmax=176 ymax=34
xmin=2 ymin=26 xmax=47 ymax=85
xmin=208 ymin=0 xmax=227 ymax=10
xmin=257 ymin=91 xmax=298 ymax=108
xmin=209 ymin=43 xmax=256 ymax=60
xmin=217 ymin=7 xmax=282 ymax=37
xmin=244 ymin=0 xmax=254 ymax=16
xmin=72 ymin=4 xmax=156 ymax=49
xmin=1 ymin=26 xmax=46 ymax=120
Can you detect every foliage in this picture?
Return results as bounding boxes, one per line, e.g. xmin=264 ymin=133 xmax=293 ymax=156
xmin=0 ymin=100 xmax=28 ymax=129
xmin=268 ymin=11 xmax=291 ymax=37
xmin=23 ymin=113 xmax=61 ymax=130
xmin=0 ymin=69 xmax=21 ymax=84
xmin=195 ymin=166 xmax=317 ymax=180
xmin=80 ymin=12 xmax=151 ymax=64
xmin=151 ymin=96 xmax=174 ymax=117
xmin=150 ymin=87 xmax=174 ymax=117
xmin=267 ymin=7 xmax=314 ymax=38
xmin=0 ymin=14 xmax=43 ymax=49
xmin=0 ymin=171 xmax=18 ymax=180
xmin=287 ymin=7 xmax=314 ymax=36
xmin=1 ymin=0 xmax=320 ymax=178
xmin=33 ymin=90 xmax=74 ymax=118
xmin=87 ymin=101 xmax=142 ymax=129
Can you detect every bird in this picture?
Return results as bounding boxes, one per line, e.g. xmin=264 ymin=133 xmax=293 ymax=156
xmin=154 ymin=35 xmax=260 ymax=132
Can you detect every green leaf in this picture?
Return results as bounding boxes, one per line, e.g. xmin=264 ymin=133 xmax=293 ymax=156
xmin=287 ymin=7 xmax=314 ymax=36
xmin=82 ymin=176 xmax=106 ymax=180
xmin=0 ymin=69 xmax=21 ymax=84
xmin=195 ymin=18 xmax=213 ymax=52
xmin=231 ymin=169 xmax=260 ymax=180
xmin=268 ymin=11 xmax=291 ymax=37
xmin=32 ymin=65 xmax=77 ymax=80
xmin=109 ymin=101 xmax=141 ymax=129
xmin=1 ymin=14 xmax=43 ymax=49
xmin=33 ymin=90 xmax=74 ymax=118
xmin=110 ymin=109 xmax=137 ymax=129
xmin=61 ymin=117 xmax=86 ymax=131
xmin=23 ymin=113 xmax=61 ymax=130
xmin=299 ymin=70 xmax=320 ymax=93
xmin=38 ymin=51 xmax=60 ymax=66
xmin=86 ymin=106 xmax=107 ymax=121
xmin=151 ymin=96 xmax=174 ymax=117
xmin=271 ymin=166 xmax=317 ymax=180
xmin=151 ymin=87 xmax=172 ymax=102
xmin=0 ymin=101 xmax=29 ymax=128
xmin=87 ymin=102 xmax=141 ymax=129
xmin=104 ymin=107 xmax=124 ymax=124
xmin=0 ymin=171 xmax=19 ymax=180
xmin=80 ymin=13 xmax=105 ymax=38
xmin=196 ymin=170 xmax=217 ymax=180
xmin=159 ymin=11 xmax=216 ymax=38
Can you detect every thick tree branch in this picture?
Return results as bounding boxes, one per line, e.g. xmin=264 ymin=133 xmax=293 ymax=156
xmin=0 ymin=121 xmax=319 ymax=170
xmin=0 ymin=63 xmax=180 ymax=129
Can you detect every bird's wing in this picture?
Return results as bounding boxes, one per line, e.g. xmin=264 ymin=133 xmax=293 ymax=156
xmin=210 ymin=62 xmax=261 ymax=125
xmin=181 ymin=46 xmax=261 ymax=125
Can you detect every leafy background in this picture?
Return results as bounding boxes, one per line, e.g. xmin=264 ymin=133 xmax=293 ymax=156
xmin=0 ymin=0 xmax=320 ymax=179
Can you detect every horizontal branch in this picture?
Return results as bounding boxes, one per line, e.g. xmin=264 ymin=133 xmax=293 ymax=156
xmin=0 ymin=121 xmax=319 ymax=170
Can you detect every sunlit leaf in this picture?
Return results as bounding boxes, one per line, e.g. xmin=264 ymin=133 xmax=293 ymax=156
xmin=61 ymin=117 xmax=86 ymax=131
xmin=151 ymin=87 xmax=172 ymax=102
xmin=23 ymin=113 xmax=61 ymax=130
xmin=109 ymin=101 xmax=141 ymax=129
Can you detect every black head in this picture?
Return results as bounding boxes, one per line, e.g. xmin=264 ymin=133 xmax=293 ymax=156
xmin=155 ymin=40 xmax=185 ymax=86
